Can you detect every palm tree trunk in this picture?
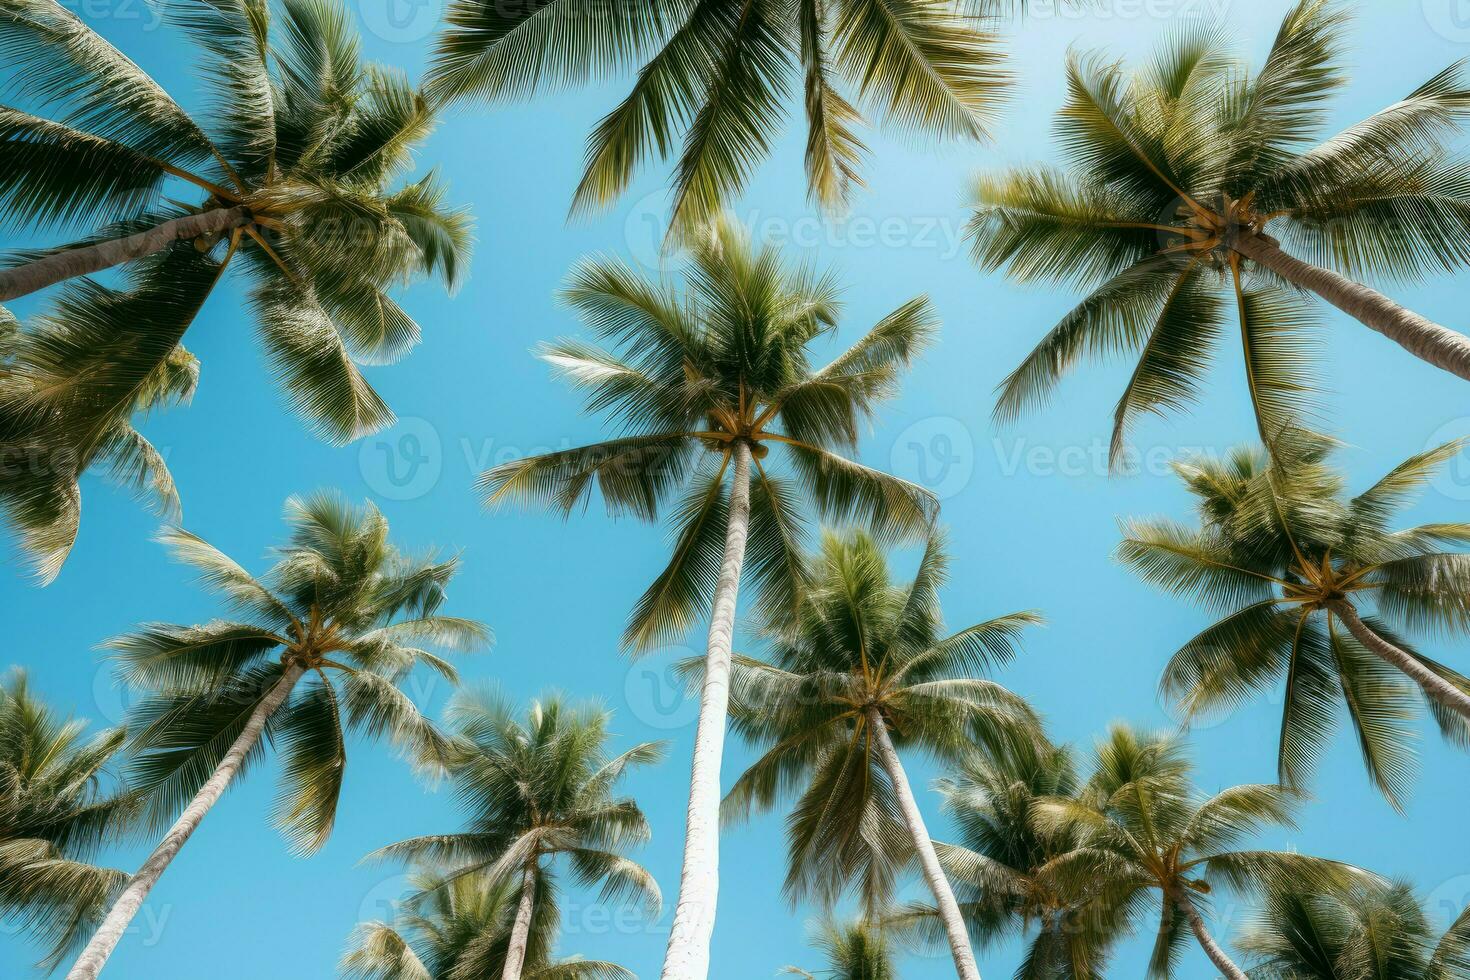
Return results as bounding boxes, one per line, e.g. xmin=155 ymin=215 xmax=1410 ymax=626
xmin=1233 ymin=233 xmax=1470 ymax=382
xmin=866 ymin=706 xmax=982 ymax=980
xmin=1330 ymin=600 xmax=1470 ymax=722
xmin=64 ymin=663 xmax=305 ymax=980
xmin=501 ymin=862 xmax=537 ymax=980
xmin=0 ymin=206 xmax=252 ymax=303
xmin=658 ymin=441 xmax=752 ymax=980
xmin=1170 ymin=885 xmax=1248 ymax=980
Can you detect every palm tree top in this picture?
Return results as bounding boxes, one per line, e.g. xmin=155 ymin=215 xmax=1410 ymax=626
xmin=781 ymin=918 xmax=898 ymax=980
xmin=483 ymin=218 xmax=939 ymax=650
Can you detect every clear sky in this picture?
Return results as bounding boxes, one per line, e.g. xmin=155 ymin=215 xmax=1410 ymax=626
xmin=6 ymin=1 xmax=1470 ymax=977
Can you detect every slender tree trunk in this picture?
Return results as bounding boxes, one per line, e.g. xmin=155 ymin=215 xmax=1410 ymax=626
xmin=1330 ymin=600 xmax=1470 ymax=722
xmin=1233 ymin=233 xmax=1470 ymax=382
xmin=867 ymin=707 xmax=982 ymax=980
xmin=65 ymin=663 xmax=305 ymax=980
xmin=501 ymin=861 xmax=538 ymax=980
xmin=0 ymin=206 xmax=252 ymax=302
xmin=1170 ymin=885 xmax=1248 ymax=980
xmin=658 ymin=442 xmax=753 ymax=980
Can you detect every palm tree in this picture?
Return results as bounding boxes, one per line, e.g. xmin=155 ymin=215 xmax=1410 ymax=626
xmin=1240 ymin=879 xmax=1470 ymax=979
xmin=423 ymin=0 xmax=1012 ymax=235
xmin=1033 ymin=725 xmax=1360 ymax=980
xmin=0 ymin=671 xmax=136 ymax=971
xmin=0 ymin=0 xmax=470 ymax=580
xmin=1119 ymin=430 xmax=1470 ymax=810
xmin=64 ymin=491 xmax=489 ymax=980
xmin=367 ymin=690 xmax=661 ymax=980
xmin=724 ymin=529 xmax=1043 ymax=980
xmin=342 ymin=868 xmax=634 ymax=980
xmin=483 ymin=217 xmax=936 ymax=980
xmin=921 ymin=737 xmax=1126 ymax=979
xmin=781 ymin=919 xmax=898 ymax=980
xmin=970 ymin=0 xmax=1470 ymax=460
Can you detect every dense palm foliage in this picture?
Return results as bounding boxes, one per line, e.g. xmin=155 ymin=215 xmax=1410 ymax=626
xmin=342 ymin=869 xmax=634 ymax=980
xmin=725 ymin=529 xmax=1041 ymax=980
xmin=483 ymin=217 xmax=935 ymax=979
xmin=1240 ymin=879 xmax=1470 ymax=980
xmin=1033 ymin=725 xmax=1359 ymax=980
xmin=970 ymin=0 xmax=1470 ymax=460
xmin=424 ymin=0 xmax=1012 ymax=235
xmin=781 ymin=919 xmax=898 ymax=980
xmin=368 ymin=691 xmax=662 ymax=980
xmin=0 ymin=0 xmax=470 ymax=580
xmin=922 ymin=737 xmax=1125 ymax=979
xmin=65 ymin=492 xmax=488 ymax=980
xmin=0 ymin=672 xmax=134 ymax=971
xmin=1120 ymin=431 xmax=1470 ymax=810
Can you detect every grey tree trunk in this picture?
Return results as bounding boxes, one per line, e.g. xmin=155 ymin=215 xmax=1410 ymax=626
xmin=1234 ymin=233 xmax=1470 ymax=382
xmin=658 ymin=442 xmax=753 ymax=980
xmin=0 ymin=206 xmax=252 ymax=302
xmin=867 ymin=707 xmax=982 ymax=980
xmin=1330 ymin=600 xmax=1470 ymax=722
xmin=501 ymin=862 xmax=538 ymax=980
xmin=64 ymin=663 xmax=305 ymax=980
xmin=1171 ymin=886 xmax=1248 ymax=980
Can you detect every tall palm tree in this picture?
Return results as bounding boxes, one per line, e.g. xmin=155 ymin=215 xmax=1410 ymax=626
xmin=920 ymin=737 xmax=1125 ymax=979
xmin=0 ymin=0 xmax=471 ymax=580
xmin=64 ymin=492 xmax=489 ymax=980
xmin=0 ymin=671 xmax=136 ymax=971
xmin=1119 ymin=430 xmax=1470 ymax=810
xmin=724 ymin=529 xmax=1043 ymax=980
xmin=342 ymin=868 xmax=634 ymax=980
xmin=423 ymin=0 xmax=1012 ymax=235
xmin=483 ymin=217 xmax=936 ymax=980
xmin=1240 ymin=879 xmax=1470 ymax=980
xmin=781 ymin=919 xmax=898 ymax=980
xmin=1034 ymin=725 xmax=1360 ymax=980
xmin=970 ymin=0 xmax=1470 ymax=460
xmin=367 ymin=690 xmax=663 ymax=980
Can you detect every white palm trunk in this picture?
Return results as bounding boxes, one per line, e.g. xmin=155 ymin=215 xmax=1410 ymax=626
xmin=867 ymin=707 xmax=982 ymax=980
xmin=1171 ymin=886 xmax=1248 ymax=980
xmin=501 ymin=862 xmax=538 ymax=980
xmin=1234 ymin=233 xmax=1470 ymax=382
xmin=1330 ymin=601 xmax=1470 ymax=723
xmin=0 ymin=207 xmax=253 ymax=303
xmin=658 ymin=442 xmax=753 ymax=980
xmin=65 ymin=664 xmax=305 ymax=980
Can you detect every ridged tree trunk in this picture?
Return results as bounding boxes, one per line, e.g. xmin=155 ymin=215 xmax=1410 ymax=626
xmin=1234 ymin=233 xmax=1470 ymax=382
xmin=1330 ymin=601 xmax=1470 ymax=722
xmin=1171 ymin=886 xmax=1248 ymax=980
xmin=65 ymin=663 xmax=305 ymax=980
xmin=0 ymin=206 xmax=252 ymax=303
xmin=658 ymin=441 xmax=753 ymax=980
xmin=501 ymin=862 xmax=538 ymax=980
xmin=867 ymin=707 xmax=982 ymax=980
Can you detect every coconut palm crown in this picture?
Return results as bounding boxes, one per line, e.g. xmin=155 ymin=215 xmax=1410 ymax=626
xmin=781 ymin=918 xmax=898 ymax=980
xmin=724 ymin=529 xmax=1042 ymax=979
xmin=971 ymin=0 xmax=1470 ymax=462
xmin=424 ymin=0 xmax=1013 ymax=234
xmin=1240 ymin=878 xmax=1470 ymax=980
xmin=1119 ymin=431 xmax=1470 ymax=809
xmin=64 ymin=492 xmax=488 ymax=980
xmin=0 ymin=0 xmax=471 ymax=580
xmin=0 ymin=671 xmax=135 ymax=970
xmin=367 ymin=690 xmax=663 ymax=980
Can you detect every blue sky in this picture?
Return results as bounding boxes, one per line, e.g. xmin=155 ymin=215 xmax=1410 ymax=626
xmin=7 ymin=1 xmax=1470 ymax=976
